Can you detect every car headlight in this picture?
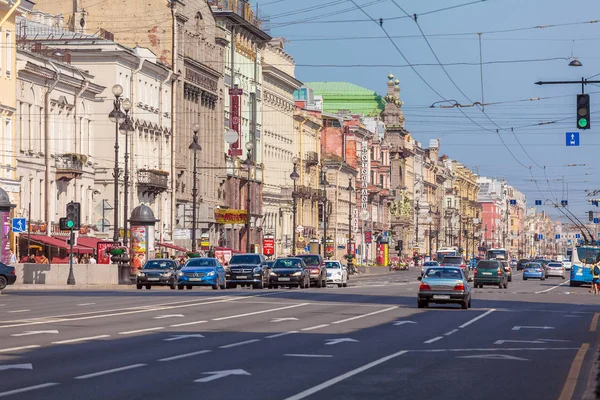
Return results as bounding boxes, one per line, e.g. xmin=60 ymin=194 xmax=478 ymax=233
xmin=161 ymin=271 xmax=172 ymax=277
xmin=138 ymin=272 xmax=145 ymax=277
xmin=253 ymin=266 xmax=261 ymax=273
xmin=270 ymin=271 xmax=276 ymax=276
xmin=177 ymin=271 xmax=184 ymax=276
xmin=207 ymin=271 xmax=216 ymax=277
xmin=292 ymin=271 xmax=302 ymax=276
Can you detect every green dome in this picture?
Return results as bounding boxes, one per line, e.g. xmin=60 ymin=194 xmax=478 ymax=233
xmin=304 ymin=82 xmax=385 ymax=117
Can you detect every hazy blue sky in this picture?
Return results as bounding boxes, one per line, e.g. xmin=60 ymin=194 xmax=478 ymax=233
xmin=254 ymin=0 xmax=600 ymax=223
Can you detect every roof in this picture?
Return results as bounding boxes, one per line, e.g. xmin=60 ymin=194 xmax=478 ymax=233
xmin=303 ymin=82 xmax=385 ymax=117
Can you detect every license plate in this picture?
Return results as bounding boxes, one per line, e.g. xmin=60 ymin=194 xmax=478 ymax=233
xmin=433 ymin=295 xmax=451 ymax=299
xmin=482 ymin=272 xmax=492 ymax=275
xmin=236 ymin=276 xmax=247 ymax=279
xmin=189 ymin=278 xmax=202 ymax=282
xmin=278 ymin=277 xmax=290 ymax=281
xmin=147 ymin=278 xmax=159 ymax=281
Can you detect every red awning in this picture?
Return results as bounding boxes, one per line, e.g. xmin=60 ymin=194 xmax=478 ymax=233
xmin=27 ymin=235 xmax=92 ymax=254
xmin=75 ymin=236 xmax=105 ymax=249
xmin=49 ymin=236 xmax=94 ymax=254
xmin=157 ymin=242 xmax=188 ymax=253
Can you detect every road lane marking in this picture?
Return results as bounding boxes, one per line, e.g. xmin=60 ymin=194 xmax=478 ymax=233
xmin=590 ymin=313 xmax=599 ymax=332
xmin=558 ymin=343 xmax=589 ymax=400
xmin=285 ymin=354 xmax=333 ymax=358
xmin=219 ymin=339 xmax=261 ymax=349
xmin=331 ymin=306 xmax=398 ymax=324
xmin=212 ymin=303 xmax=309 ymax=321
xmin=265 ymin=331 xmax=298 ymax=339
xmin=535 ymin=280 xmax=570 ymax=294
xmin=444 ymin=329 xmax=458 ymax=336
xmin=170 ymin=321 xmax=207 ymax=327
xmin=75 ymin=364 xmax=147 ymax=380
xmin=118 ymin=327 xmax=164 ymax=335
xmin=52 ymin=335 xmax=111 ymax=344
xmin=413 ymin=347 xmax=579 ymax=352
xmin=301 ymin=324 xmax=330 ymax=331
xmin=158 ymin=350 xmax=211 ymax=362
xmin=423 ymin=336 xmax=444 ymax=344
xmin=283 ymin=350 xmax=408 ymax=400
xmin=0 ymin=383 xmax=59 ymax=398
xmin=0 ymin=345 xmax=40 ymax=353
xmin=459 ymin=309 xmax=495 ymax=328
xmin=7 ymin=309 xmax=30 ymax=313
xmin=11 ymin=330 xmax=58 ymax=337
xmin=77 ymin=303 xmax=96 ymax=306
xmin=153 ymin=314 xmax=184 ymax=319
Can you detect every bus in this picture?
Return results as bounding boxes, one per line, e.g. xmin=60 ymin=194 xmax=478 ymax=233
xmin=486 ymin=248 xmax=510 ymax=261
xmin=569 ymin=245 xmax=600 ymax=287
xmin=437 ymin=247 xmax=458 ymax=261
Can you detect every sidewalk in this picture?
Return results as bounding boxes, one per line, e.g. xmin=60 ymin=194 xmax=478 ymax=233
xmin=2 ymin=284 xmax=138 ymax=292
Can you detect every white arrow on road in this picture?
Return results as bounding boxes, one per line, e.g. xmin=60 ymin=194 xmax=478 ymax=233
xmin=271 ymin=318 xmax=299 ymax=323
xmin=512 ymin=326 xmax=554 ymax=331
xmin=457 ymin=354 xmax=529 ymax=361
xmin=11 ymin=330 xmax=58 ymax=337
xmin=494 ymin=340 xmax=545 ymax=345
xmin=153 ymin=314 xmax=184 ymax=319
xmin=0 ymin=364 xmax=33 ymax=371
xmin=324 ymin=338 xmax=359 ymax=346
xmin=194 ymin=369 xmax=250 ymax=383
xmin=393 ymin=321 xmax=417 ymax=326
xmin=163 ymin=334 xmax=205 ymax=342
xmin=538 ymin=339 xmax=571 ymax=342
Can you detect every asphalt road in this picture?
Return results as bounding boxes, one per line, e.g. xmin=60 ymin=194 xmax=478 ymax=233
xmin=0 ymin=269 xmax=598 ymax=400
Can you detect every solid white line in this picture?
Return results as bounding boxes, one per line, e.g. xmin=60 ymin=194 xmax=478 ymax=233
xmin=331 ymin=306 xmax=398 ymax=324
xmin=212 ymin=303 xmax=309 ymax=321
xmin=77 ymin=303 xmax=96 ymax=306
xmin=158 ymin=350 xmax=211 ymax=362
xmin=0 ymin=383 xmax=59 ymax=398
xmin=444 ymin=329 xmax=459 ymax=336
xmin=283 ymin=350 xmax=408 ymax=400
xmin=219 ymin=339 xmax=261 ymax=349
xmin=265 ymin=331 xmax=298 ymax=339
xmin=52 ymin=335 xmax=111 ymax=344
xmin=413 ymin=347 xmax=579 ymax=352
xmin=301 ymin=324 xmax=330 ymax=331
xmin=535 ymin=280 xmax=570 ymax=294
xmin=459 ymin=309 xmax=495 ymax=328
xmin=75 ymin=364 xmax=146 ymax=379
xmin=118 ymin=327 xmax=164 ymax=335
xmin=285 ymin=354 xmax=333 ymax=358
xmin=169 ymin=321 xmax=207 ymax=327
xmin=0 ymin=345 xmax=40 ymax=353
xmin=7 ymin=309 xmax=30 ymax=313
xmin=424 ymin=336 xmax=444 ymax=344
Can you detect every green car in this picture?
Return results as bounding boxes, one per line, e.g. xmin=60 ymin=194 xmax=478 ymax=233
xmin=473 ymin=260 xmax=508 ymax=289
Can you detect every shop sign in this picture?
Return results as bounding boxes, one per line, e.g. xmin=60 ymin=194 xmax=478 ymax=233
xmin=263 ymin=235 xmax=275 ymax=256
xmin=214 ymin=209 xmax=247 ymax=225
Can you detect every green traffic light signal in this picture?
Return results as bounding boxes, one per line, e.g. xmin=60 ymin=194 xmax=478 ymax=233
xmin=66 ymin=220 xmax=74 ymax=228
xmin=578 ymin=118 xmax=588 ymax=128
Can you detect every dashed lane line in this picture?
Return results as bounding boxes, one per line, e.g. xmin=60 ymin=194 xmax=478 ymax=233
xmin=52 ymin=335 xmax=111 ymax=344
xmin=423 ymin=336 xmax=444 ymax=344
xmin=219 ymin=339 xmax=261 ymax=349
xmin=0 ymin=383 xmax=59 ymax=398
xmin=118 ymin=327 xmax=164 ymax=335
xmin=301 ymin=324 xmax=330 ymax=331
xmin=212 ymin=303 xmax=309 ymax=321
xmin=158 ymin=350 xmax=211 ymax=362
xmin=75 ymin=364 xmax=146 ymax=380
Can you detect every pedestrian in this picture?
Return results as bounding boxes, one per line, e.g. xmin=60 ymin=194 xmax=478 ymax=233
xmin=592 ymin=263 xmax=600 ymax=295
xmin=27 ymin=254 xmax=36 ymax=263
xmin=130 ymin=253 xmax=142 ymax=276
xmin=38 ymin=253 xmax=49 ymax=264
xmin=7 ymin=249 xmax=16 ymax=264
xmin=89 ymin=255 xmax=97 ymax=264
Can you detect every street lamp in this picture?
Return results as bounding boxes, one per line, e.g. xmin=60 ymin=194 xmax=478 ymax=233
xmin=244 ymin=141 xmax=254 ymax=253
xmin=290 ymin=157 xmax=300 ymax=256
xmin=472 ymin=218 xmax=480 ymax=261
xmin=189 ymin=123 xmax=201 ymax=253
xmin=108 ymin=84 xmax=125 ymax=246
xmin=426 ymin=215 xmax=433 ymax=258
xmin=320 ymin=165 xmax=329 ymax=259
xmin=119 ymin=99 xmax=134 ymax=254
xmin=347 ymin=178 xmax=354 ymax=259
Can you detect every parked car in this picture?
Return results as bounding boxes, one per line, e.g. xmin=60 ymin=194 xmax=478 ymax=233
xmin=523 ymin=262 xmax=545 ymax=280
xmin=177 ymin=258 xmax=226 ymax=290
xmin=421 ymin=261 xmax=440 ymax=277
xmin=473 ymin=260 xmax=508 ymax=289
xmin=295 ymin=254 xmax=327 ymax=288
xmin=0 ymin=262 xmax=16 ymax=290
xmin=268 ymin=257 xmax=310 ymax=289
xmin=417 ymin=266 xmax=472 ymax=309
xmin=136 ymin=258 xmax=179 ymax=290
xmin=546 ymin=262 xmax=566 ymax=279
xmin=500 ymin=260 xmax=512 ymax=282
xmin=440 ymin=256 xmax=470 ymax=279
xmin=325 ymin=260 xmax=348 ymax=287
xmin=227 ymin=253 xmax=271 ymax=289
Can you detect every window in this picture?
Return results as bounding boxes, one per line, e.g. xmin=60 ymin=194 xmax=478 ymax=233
xmin=5 ymin=30 xmax=11 ymax=76
xmin=5 ymin=119 xmax=12 ymax=165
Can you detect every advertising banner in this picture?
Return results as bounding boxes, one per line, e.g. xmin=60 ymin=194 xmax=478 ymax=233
xmin=263 ymin=236 xmax=275 ymax=256
xmin=97 ymin=241 xmax=114 ymax=264
xmin=131 ymin=226 xmax=147 ymax=254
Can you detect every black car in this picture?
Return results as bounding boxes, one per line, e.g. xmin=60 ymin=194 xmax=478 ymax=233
xmin=516 ymin=259 xmax=529 ymax=271
xmin=227 ymin=253 xmax=271 ymax=289
xmin=0 ymin=262 xmax=16 ymax=290
xmin=268 ymin=258 xmax=310 ymax=289
xmin=295 ymin=254 xmax=327 ymax=288
xmin=136 ymin=259 xmax=179 ymax=290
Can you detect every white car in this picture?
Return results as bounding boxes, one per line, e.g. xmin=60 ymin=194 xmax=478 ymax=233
xmin=546 ymin=262 xmax=566 ymax=279
xmin=325 ymin=260 xmax=348 ymax=287
xmin=562 ymin=261 xmax=572 ymax=270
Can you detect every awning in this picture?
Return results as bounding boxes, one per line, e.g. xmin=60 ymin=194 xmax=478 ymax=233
xmin=27 ymin=235 xmax=93 ymax=254
xmin=74 ymin=236 xmax=106 ymax=249
xmin=157 ymin=242 xmax=188 ymax=253
xmin=39 ymin=235 xmax=94 ymax=254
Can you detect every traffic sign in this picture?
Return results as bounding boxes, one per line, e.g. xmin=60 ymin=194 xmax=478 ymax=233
xmin=594 ymin=218 xmax=599 ymax=224
xmin=535 ymin=200 xmax=542 ymax=206
xmin=509 ymin=199 xmax=517 ymax=205
xmin=11 ymin=218 xmax=26 ymax=233
xmin=575 ymin=233 xmax=581 ymax=239
xmin=229 ymin=88 xmax=244 ymax=96
xmin=566 ymin=132 xmax=580 ymax=146
xmin=561 ymin=200 xmax=568 ymax=206
xmin=538 ymin=234 xmax=544 ymax=240
xmin=555 ymin=234 xmax=560 ymax=239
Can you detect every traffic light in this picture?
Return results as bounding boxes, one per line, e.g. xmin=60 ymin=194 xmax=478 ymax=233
xmin=590 ymin=211 xmax=594 ymax=222
xmin=577 ymin=94 xmax=590 ymax=129
xmin=65 ymin=202 xmax=81 ymax=230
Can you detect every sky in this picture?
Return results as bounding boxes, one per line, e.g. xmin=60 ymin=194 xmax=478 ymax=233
xmin=252 ymin=0 xmax=600 ymax=224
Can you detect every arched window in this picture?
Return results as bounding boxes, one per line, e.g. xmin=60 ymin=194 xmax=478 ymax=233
xmin=195 ymin=12 xmax=204 ymax=36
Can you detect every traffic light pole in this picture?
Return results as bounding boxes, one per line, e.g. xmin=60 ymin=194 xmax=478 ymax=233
xmin=67 ymin=227 xmax=75 ymax=285
xmin=535 ymin=78 xmax=600 ymax=93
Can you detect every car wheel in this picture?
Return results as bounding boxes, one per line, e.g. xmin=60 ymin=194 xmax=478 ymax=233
xmin=468 ymin=297 xmax=472 ymax=308
xmin=212 ymin=282 xmax=219 ymax=290
xmin=186 ymin=285 xmax=193 ymax=290
xmin=508 ymin=276 xmax=512 ymax=282
xmin=343 ymin=281 xmax=348 ymax=287
xmin=253 ymin=279 xmax=264 ymax=289
xmin=542 ymin=277 xmax=546 ymax=281
xmin=523 ymin=277 xmax=527 ymax=280
xmin=504 ymin=282 xmax=508 ymax=289
xmin=321 ymin=276 xmax=327 ymax=288
xmin=316 ymin=278 xmax=322 ymax=288
xmin=136 ymin=284 xmax=143 ymax=290
xmin=562 ymin=276 xmax=565 ymax=280
xmin=177 ymin=285 xmax=184 ymax=290
xmin=146 ymin=285 xmax=151 ymax=290
xmin=461 ymin=300 xmax=468 ymax=309
xmin=417 ymin=300 xmax=425 ymax=308
xmin=220 ymin=278 xmax=226 ymax=290
xmin=170 ymin=282 xmax=177 ymax=290
xmin=498 ymin=283 xmax=503 ymax=289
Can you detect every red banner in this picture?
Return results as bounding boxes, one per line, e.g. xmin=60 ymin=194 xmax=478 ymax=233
xmin=97 ymin=241 xmax=114 ymax=264
xmin=263 ymin=236 xmax=275 ymax=256
xmin=230 ymin=95 xmax=240 ymax=149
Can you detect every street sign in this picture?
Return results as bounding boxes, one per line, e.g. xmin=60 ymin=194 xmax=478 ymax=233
xmin=594 ymin=218 xmax=599 ymax=224
xmin=295 ymin=225 xmax=304 ymax=234
xmin=535 ymin=200 xmax=542 ymax=206
xmin=561 ymin=200 xmax=568 ymax=206
xmin=228 ymin=88 xmax=244 ymax=96
xmin=538 ymin=234 xmax=544 ymax=240
xmin=566 ymin=132 xmax=580 ymax=146
xmin=11 ymin=218 xmax=26 ymax=233
xmin=555 ymin=234 xmax=560 ymax=239
xmin=509 ymin=199 xmax=517 ymax=205
xmin=575 ymin=233 xmax=581 ymax=239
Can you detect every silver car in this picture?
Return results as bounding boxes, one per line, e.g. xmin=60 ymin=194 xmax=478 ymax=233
xmin=546 ymin=262 xmax=566 ymax=279
xmin=417 ymin=267 xmax=472 ymax=309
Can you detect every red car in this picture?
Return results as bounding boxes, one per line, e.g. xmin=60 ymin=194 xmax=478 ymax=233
xmin=295 ymin=254 xmax=327 ymax=288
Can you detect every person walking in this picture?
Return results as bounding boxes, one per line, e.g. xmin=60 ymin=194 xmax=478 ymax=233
xmin=592 ymin=263 xmax=600 ymax=295
xmin=89 ymin=255 xmax=97 ymax=264
xmin=7 ymin=249 xmax=17 ymax=265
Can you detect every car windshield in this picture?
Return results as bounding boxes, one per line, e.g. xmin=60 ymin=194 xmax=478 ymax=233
xmin=229 ymin=255 xmax=261 ymax=264
xmin=143 ymin=260 xmax=175 ymax=270
xmin=273 ymin=259 xmax=302 ymax=269
xmin=325 ymin=262 xmax=341 ymax=269
xmin=525 ymin=263 xmax=541 ymax=269
xmin=424 ymin=262 xmax=439 ymax=266
xmin=548 ymin=263 xmax=562 ymax=267
xmin=424 ymin=268 xmax=463 ymax=279
xmin=297 ymin=255 xmax=320 ymax=266
xmin=186 ymin=259 xmax=216 ymax=267
xmin=477 ymin=261 xmax=499 ymax=269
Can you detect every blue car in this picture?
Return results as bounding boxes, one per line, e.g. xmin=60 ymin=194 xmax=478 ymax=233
xmin=177 ymin=258 xmax=227 ymax=290
xmin=523 ymin=262 xmax=545 ymax=281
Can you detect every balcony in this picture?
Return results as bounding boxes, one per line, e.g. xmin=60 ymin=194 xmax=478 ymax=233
xmin=293 ymin=185 xmax=325 ymax=200
xmin=305 ymin=151 xmax=318 ymax=166
xmin=55 ymin=154 xmax=84 ymax=181
xmin=137 ymin=169 xmax=169 ymax=195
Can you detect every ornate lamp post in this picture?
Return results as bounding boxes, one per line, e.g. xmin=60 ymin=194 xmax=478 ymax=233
xmin=290 ymin=157 xmax=300 ymax=256
xmin=189 ymin=123 xmax=201 ymax=253
xmin=108 ymin=84 xmax=126 ymax=246
xmin=118 ymin=99 xmax=134 ymax=255
xmin=320 ymin=164 xmax=329 ymax=259
xmin=244 ymin=142 xmax=254 ymax=253
xmin=347 ymin=178 xmax=354 ymax=258
xmin=472 ymin=218 xmax=480 ymax=261
xmin=427 ymin=215 xmax=433 ymax=258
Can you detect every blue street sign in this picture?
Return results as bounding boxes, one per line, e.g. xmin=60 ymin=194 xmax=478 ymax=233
xmin=538 ymin=234 xmax=544 ymax=240
xmin=555 ymin=234 xmax=560 ymax=239
xmin=11 ymin=218 xmax=26 ymax=233
xmin=561 ymin=200 xmax=568 ymax=206
xmin=594 ymin=218 xmax=599 ymax=224
xmin=576 ymin=233 xmax=581 ymax=239
xmin=535 ymin=200 xmax=542 ymax=206
xmin=594 ymin=201 xmax=599 ymax=207
xmin=568 ymin=239 xmax=572 ymax=245
xmin=566 ymin=132 xmax=580 ymax=146
xmin=509 ymin=199 xmax=517 ymax=205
